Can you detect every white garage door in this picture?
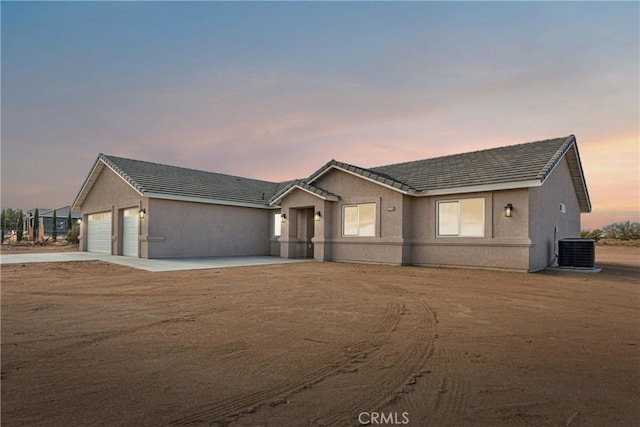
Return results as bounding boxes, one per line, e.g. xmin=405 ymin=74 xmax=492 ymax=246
xmin=87 ymin=212 xmax=112 ymax=254
xmin=122 ymin=208 xmax=139 ymax=257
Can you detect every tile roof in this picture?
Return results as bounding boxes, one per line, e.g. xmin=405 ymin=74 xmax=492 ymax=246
xmin=308 ymin=160 xmax=417 ymax=192
xmin=303 ymin=135 xmax=589 ymax=212
xmin=74 ymin=155 xmax=283 ymax=208
xmin=74 ymin=135 xmax=589 ymax=212
xmin=370 ymin=136 xmax=575 ymax=192
xmin=25 ymin=208 xmax=53 ymax=216
xmin=39 ymin=206 xmax=81 ymax=219
xmin=268 ymin=179 xmax=340 ymax=205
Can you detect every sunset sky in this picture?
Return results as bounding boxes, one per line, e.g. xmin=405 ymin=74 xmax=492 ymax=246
xmin=1 ymin=2 xmax=638 ymax=229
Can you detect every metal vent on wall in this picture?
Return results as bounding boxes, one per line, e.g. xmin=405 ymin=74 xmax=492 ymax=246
xmin=558 ymin=238 xmax=595 ymax=268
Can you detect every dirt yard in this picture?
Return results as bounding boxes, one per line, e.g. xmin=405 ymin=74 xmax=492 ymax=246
xmin=1 ymin=247 xmax=638 ymax=426
xmin=0 ymin=241 xmax=79 ymax=254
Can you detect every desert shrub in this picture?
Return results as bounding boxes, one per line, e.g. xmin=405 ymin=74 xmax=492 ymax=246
xmin=602 ymin=221 xmax=640 ymax=240
xmin=67 ymin=224 xmax=80 ymax=244
xmin=580 ymin=229 xmax=602 ymax=241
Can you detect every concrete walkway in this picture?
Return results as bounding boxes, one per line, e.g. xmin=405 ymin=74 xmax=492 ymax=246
xmin=0 ymin=252 xmax=313 ymax=272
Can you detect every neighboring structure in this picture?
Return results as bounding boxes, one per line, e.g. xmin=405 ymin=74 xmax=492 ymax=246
xmin=24 ymin=208 xmax=51 ymax=240
xmin=72 ymin=135 xmax=591 ymax=271
xmin=24 ymin=206 xmax=81 ymax=239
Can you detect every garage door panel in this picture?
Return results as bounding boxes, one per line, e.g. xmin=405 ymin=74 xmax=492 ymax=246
xmin=122 ymin=208 xmax=139 ymax=257
xmin=87 ymin=212 xmax=112 ymax=254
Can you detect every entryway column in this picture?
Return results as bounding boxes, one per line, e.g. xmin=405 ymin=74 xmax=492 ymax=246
xmin=312 ymin=200 xmax=333 ymax=262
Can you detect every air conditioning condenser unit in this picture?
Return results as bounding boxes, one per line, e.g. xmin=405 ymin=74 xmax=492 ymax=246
xmin=558 ymin=238 xmax=595 ymax=268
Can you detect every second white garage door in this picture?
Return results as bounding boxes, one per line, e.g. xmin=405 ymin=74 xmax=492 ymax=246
xmin=87 ymin=212 xmax=112 ymax=254
xmin=122 ymin=208 xmax=139 ymax=257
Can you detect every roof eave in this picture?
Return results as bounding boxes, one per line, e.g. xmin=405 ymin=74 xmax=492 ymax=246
xmin=145 ymin=192 xmax=276 ymax=209
xmin=269 ymin=184 xmax=339 ymax=206
xmin=414 ymin=179 xmax=543 ymax=197
xmin=565 ymin=144 xmax=592 ymax=213
xmin=72 ymin=156 xmax=144 ymax=210
xmin=538 ymin=137 xmax=591 ymax=213
xmin=308 ymin=164 xmax=413 ymax=195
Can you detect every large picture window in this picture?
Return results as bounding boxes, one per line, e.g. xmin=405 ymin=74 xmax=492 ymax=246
xmin=342 ymin=203 xmax=376 ymax=237
xmin=437 ymin=198 xmax=484 ymax=237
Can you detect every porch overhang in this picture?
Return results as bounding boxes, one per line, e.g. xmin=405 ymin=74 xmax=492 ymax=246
xmin=269 ymin=180 xmax=339 ymax=206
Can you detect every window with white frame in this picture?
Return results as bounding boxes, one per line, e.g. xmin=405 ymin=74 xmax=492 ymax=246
xmin=274 ymin=213 xmax=282 ymax=236
xmin=342 ymin=203 xmax=376 ymax=237
xmin=437 ymin=198 xmax=485 ymax=237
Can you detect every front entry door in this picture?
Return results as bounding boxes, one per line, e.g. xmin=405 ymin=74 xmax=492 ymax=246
xmin=304 ymin=208 xmax=314 ymax=258
xmin=295 ymin=208 xmax=315 ymax=259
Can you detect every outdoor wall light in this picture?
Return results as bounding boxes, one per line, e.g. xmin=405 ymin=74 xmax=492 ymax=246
xmin=504 ymin=203 xmax=513 ymax=217
xmin=281 ymin=213 xmax=287 ymax=223
xmin=139 ymin=208 xmax=146 ymax=219
xmin=314 ymin=211 xmax=322 ymax=221
xmin=77 ymin=218 xmax=82 ymax=224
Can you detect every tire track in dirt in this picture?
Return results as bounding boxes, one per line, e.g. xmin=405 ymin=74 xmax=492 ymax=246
xmin=420 ymin=348 xmax=471 ymax=426
xmin=219 ymin=299 xmax=405 ymax=389
xmin=170 ymin=341 xmax=380 ymax=425
xmin=375 ymin=282 xmax=413 ymax=298
xmin=1 ymin=316 xmax=197 ymax=376
xmin=4 ymin=281 xmax=437 ymax=426
xmin=4 ymin=291 xmax=183 ymax=298
xmin=373 ymin=301 xmax=404 ymax=334
xmin=316 ymin=291 xmax=438 ymax=426
xmin=3 ymin=390 xmax=107 ymax=423
xmin=212 ymin=341 xmax=250 ymax=360
xmin=3 ymin=313 xmax=199 ymax=347
xmin=610 ymin=376 xmax=640 ymax=404
xmin=170 ymin=295 xmax=408 ymax=425
xmin=429 ymin=284 xmax=638 ymax=316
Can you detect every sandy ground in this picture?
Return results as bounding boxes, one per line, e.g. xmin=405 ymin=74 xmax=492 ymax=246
xmin=1 ymin=247 xmax=638 ymax=426
xmin=0 ymin=242 xmax=79 ymax=254
xmin=595 ymin=245 xmax=640 ymax=268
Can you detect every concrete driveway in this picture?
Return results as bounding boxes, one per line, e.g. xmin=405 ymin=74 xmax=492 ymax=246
xmin=0 ymin=252 xmax=313 ymax=272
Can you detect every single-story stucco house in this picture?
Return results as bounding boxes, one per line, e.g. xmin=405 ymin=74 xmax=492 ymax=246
xmin=24 ymin=206 xmax=81 ymax=239
xmin=71 ymin=135 xmax=591 ymax=271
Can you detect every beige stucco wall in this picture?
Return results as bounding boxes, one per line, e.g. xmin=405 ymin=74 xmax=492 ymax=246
xmin=78 ymin=167 xmax=147 ymax=255
xmin=146 ymin=198 xmax=272 ymax=258
xmin=315 ymin=170 xmax=407 ymax=264
xmin=279 ymin=169 xmax=538 ymax=270
xmin=528 ymin=157 xmax=581 ymax=271
xmin=409 ymin=189 xmax=532 ymax=271
xmin=79 ymin=166 xmax=274 ymax=259
xmin=79 ymin=155 xmax=581 ymax=270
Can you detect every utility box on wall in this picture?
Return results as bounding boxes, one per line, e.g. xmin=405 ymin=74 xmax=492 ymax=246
xmin=558 ymin=238 xmax=595 ymax=268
